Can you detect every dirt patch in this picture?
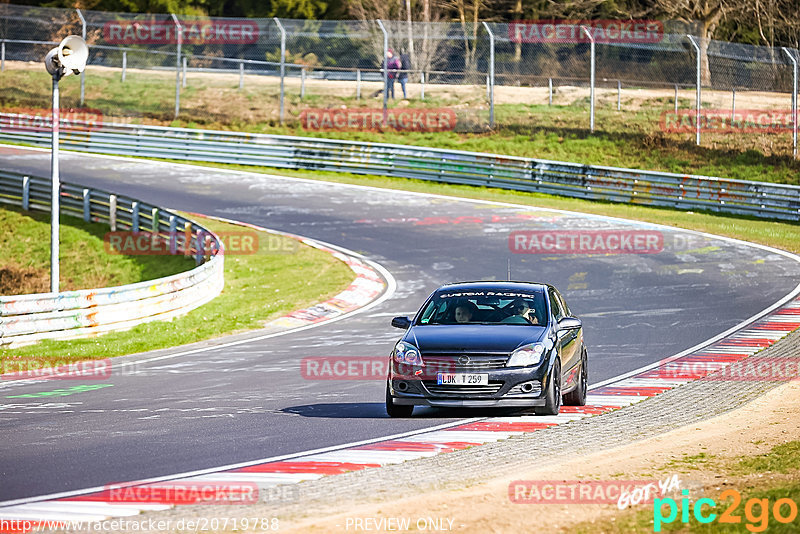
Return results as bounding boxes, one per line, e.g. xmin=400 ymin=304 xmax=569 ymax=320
xmin=279 ymin=380 xmax=800 ymax=533
xmin=0 ymin=261 xmax=48 ymax=295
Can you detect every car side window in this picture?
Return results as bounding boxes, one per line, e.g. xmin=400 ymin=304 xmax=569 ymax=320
xmin=555 ymin=290 xmax=571 ymax=317
xmin=548 ymin=290 xmax=564 ymax=321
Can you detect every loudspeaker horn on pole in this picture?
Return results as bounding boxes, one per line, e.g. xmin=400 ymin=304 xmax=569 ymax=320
xmin=45 ymin=36 xmax=88 ymax=77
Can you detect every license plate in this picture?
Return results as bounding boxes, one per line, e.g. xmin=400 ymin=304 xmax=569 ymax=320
xmin=436 ymin=373 xmax=489 ymax=385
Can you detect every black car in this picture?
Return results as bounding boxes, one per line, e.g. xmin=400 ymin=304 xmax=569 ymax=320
xmin=386 ymin=281 xmax=588 ymax=417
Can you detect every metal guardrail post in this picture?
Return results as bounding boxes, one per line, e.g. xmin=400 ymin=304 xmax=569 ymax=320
xmin=581 ymin=26 xmax=595 ymax=133
xmin=121 ymin=50 xmax=126 ymax=83
xmin=482 ymin=21 xmax=495 ymax=128
xmin=686 ymin=35 xmax=701 ymax=146
xmin=169 ymin=215 xmax=177 ymax=254
xmin=22 ymin=176 xmax=30 ymax=210
xmin=170 ymin=14 xmax=182 ymax=120
xmin=182 ymin=56 xmax=187 ymax=88
xmin=273 ymin=17 xmax=286 ymax=125
xmin=782 ymin=47 xmax=798 ymax=158
xmin=549 ymin=78 xmax=553 ymax=105
xmin=82 ymin=188 xmax=90 ymax=221
xmin=356 ymin=69 xmax=361 ymax=100
xmin=109 ymin=194 xmax=117 ymax=231
xmin=131 ymin=201 xmax=139 ymax=232
xmin=239 ymin=61 xmax=244 ymax=89
xmin=1 ymin=40 xmax=5 ymax=72
xmin=76 ymin=9 xmax=86 ymax=106
xmin=376 ymin=19 xmax=389 ymax=127
xmin=151 ymin=207 xmax=159 ymax=233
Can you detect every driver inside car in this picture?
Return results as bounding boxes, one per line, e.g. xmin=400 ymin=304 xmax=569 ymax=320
xmin=510 ymin=298 xmax=539 ymax=324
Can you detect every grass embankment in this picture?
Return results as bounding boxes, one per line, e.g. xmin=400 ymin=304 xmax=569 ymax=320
xmin=0 ymin=206 xmax=191 ymax=295
xmin=2 ymin=64 xmax=798 ymax=184
xmin=0 ymin=211 xmax=356 ymax=363
xmin=574 ymin=442 xmax=800 ymax=533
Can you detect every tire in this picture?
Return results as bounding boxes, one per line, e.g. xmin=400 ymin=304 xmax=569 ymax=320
xmin=535 ymin=359 xmax=561 ymax=415
xmin=563 ymin=349 xmax=588 ymax=406
xmin=386 ymin=383 xmax=414 ymax=418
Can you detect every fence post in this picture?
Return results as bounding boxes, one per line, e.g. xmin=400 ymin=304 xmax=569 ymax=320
xmin=674 ymin=84 xmax=678 ymax=113
xmin=548 ymin=77 xmax=552 ymax=105
xmin=481 ymin=21 xmax=495 ymax=128
xmin=76 ymin=9 xmax=86 ymax=106
xmin=121 ymin=50 xmax=127 ymax=83
xmin=170 ymin=14 xmax=182 ymax=120
xmin=686 ymin=35 xmax=701 ymax=146
xmin=22 ymin=176 xmax=30 ymax=210
xmin=421 ymin=71 xmax=425 ymax=100
xmin=782 ymin=47 xmax=798 ymax=158
xmin=580 ymin=26 xmax=595 ymax=132
xmin=617 ymin=80 xmax=621 ymax=111
xmin=82 ymin=188 xmax=90 ymax=221
xmin=273 ymin=17 xmax=286 ymax=125
xmin=376 ymin=19 xmax=389 ymax=127
xmin=239 ymin=61 xmax=244 ymax=90
xmin=301 ymin=67 xmax=306 ymax=99
xmin=1 ymin=40 xmax=5 ymax=72
xmin=731 ymin=87 xmax=736 ymax=124
xmin=356 ymin=69 xmax=361 ymax=99
xmin=182 ymin=56 xmax=187 ymax=88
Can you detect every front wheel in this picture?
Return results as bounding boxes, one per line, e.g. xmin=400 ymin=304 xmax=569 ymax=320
xmin=386 ymin=383 xmax=414 ymax=418
xmin=563 ymin=349 xmax=588 ymax=406
xmin=535 ymin=359 xmax=561 ymax=415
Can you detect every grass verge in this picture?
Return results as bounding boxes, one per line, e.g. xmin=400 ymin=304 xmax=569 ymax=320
xmin=0 ymin=206 xmax=192 ymax=295
xmin=0 ymin=212 xmax=356 ymax=364
xmin=573 ymin=441 xmax=800 ymax=533
xmin=2 ymin=65 xmax=799 ymax=184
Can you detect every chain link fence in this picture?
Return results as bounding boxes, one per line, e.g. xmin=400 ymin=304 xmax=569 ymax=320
xmin=0 ymin=3 xmax=798 ymax=155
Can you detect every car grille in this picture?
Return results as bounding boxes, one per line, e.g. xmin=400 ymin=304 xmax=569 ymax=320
xmin=422 ymin=353 xmax=509 ymax=371
xmin=424 ymin=381 xmax=504 ymax=396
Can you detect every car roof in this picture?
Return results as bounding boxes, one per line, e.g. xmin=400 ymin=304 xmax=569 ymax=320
xmin=434 ymin=281 xmax=551 ymax=293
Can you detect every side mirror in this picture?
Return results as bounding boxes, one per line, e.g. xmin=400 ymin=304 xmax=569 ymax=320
xmin=391 ymin=316 xmax=412 ymax=329
xmin=558 ymin=317 xmax=582 ymax=331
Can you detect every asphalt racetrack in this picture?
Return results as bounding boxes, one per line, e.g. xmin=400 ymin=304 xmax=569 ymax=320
xmin=1 ymin=145 xmax=799 ymax=502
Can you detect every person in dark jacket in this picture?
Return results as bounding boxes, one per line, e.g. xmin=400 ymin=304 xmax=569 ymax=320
xmin=399 ymin=52 xmax=411 ymax=99
xmin=383 ymin=49 xmax=401 ymax=99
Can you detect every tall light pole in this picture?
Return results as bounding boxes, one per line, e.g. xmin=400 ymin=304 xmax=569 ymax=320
xmin=44 ymin=36 xmax=88 ymax=293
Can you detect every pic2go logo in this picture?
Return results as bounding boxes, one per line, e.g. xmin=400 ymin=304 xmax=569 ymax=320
xmin=654 ymin=489 xmax=799 ymax=532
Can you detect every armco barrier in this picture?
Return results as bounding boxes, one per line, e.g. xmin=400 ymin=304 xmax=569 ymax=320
xmin=0 ymin=170 xmax=224 ymax=347
xmin=1 ymin=113 xmax=798 ymax=221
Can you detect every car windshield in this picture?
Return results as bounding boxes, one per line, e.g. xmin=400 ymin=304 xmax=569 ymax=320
xmin=416 ymin=290 xmax=547 ymax=326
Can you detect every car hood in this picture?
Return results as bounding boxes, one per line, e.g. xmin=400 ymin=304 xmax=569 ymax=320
xmin=406 ymin=324 xmax=546 ymax=354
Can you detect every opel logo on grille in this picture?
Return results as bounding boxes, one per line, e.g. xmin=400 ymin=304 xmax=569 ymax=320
xmin=458 ymin=355 xmax=470 ymax=365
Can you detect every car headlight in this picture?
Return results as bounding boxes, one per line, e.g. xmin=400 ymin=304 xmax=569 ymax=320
xmin=393 ymin=341 xmax=424 ymax=366
xmin=506 ymin=343 xmax=546 ymax=367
